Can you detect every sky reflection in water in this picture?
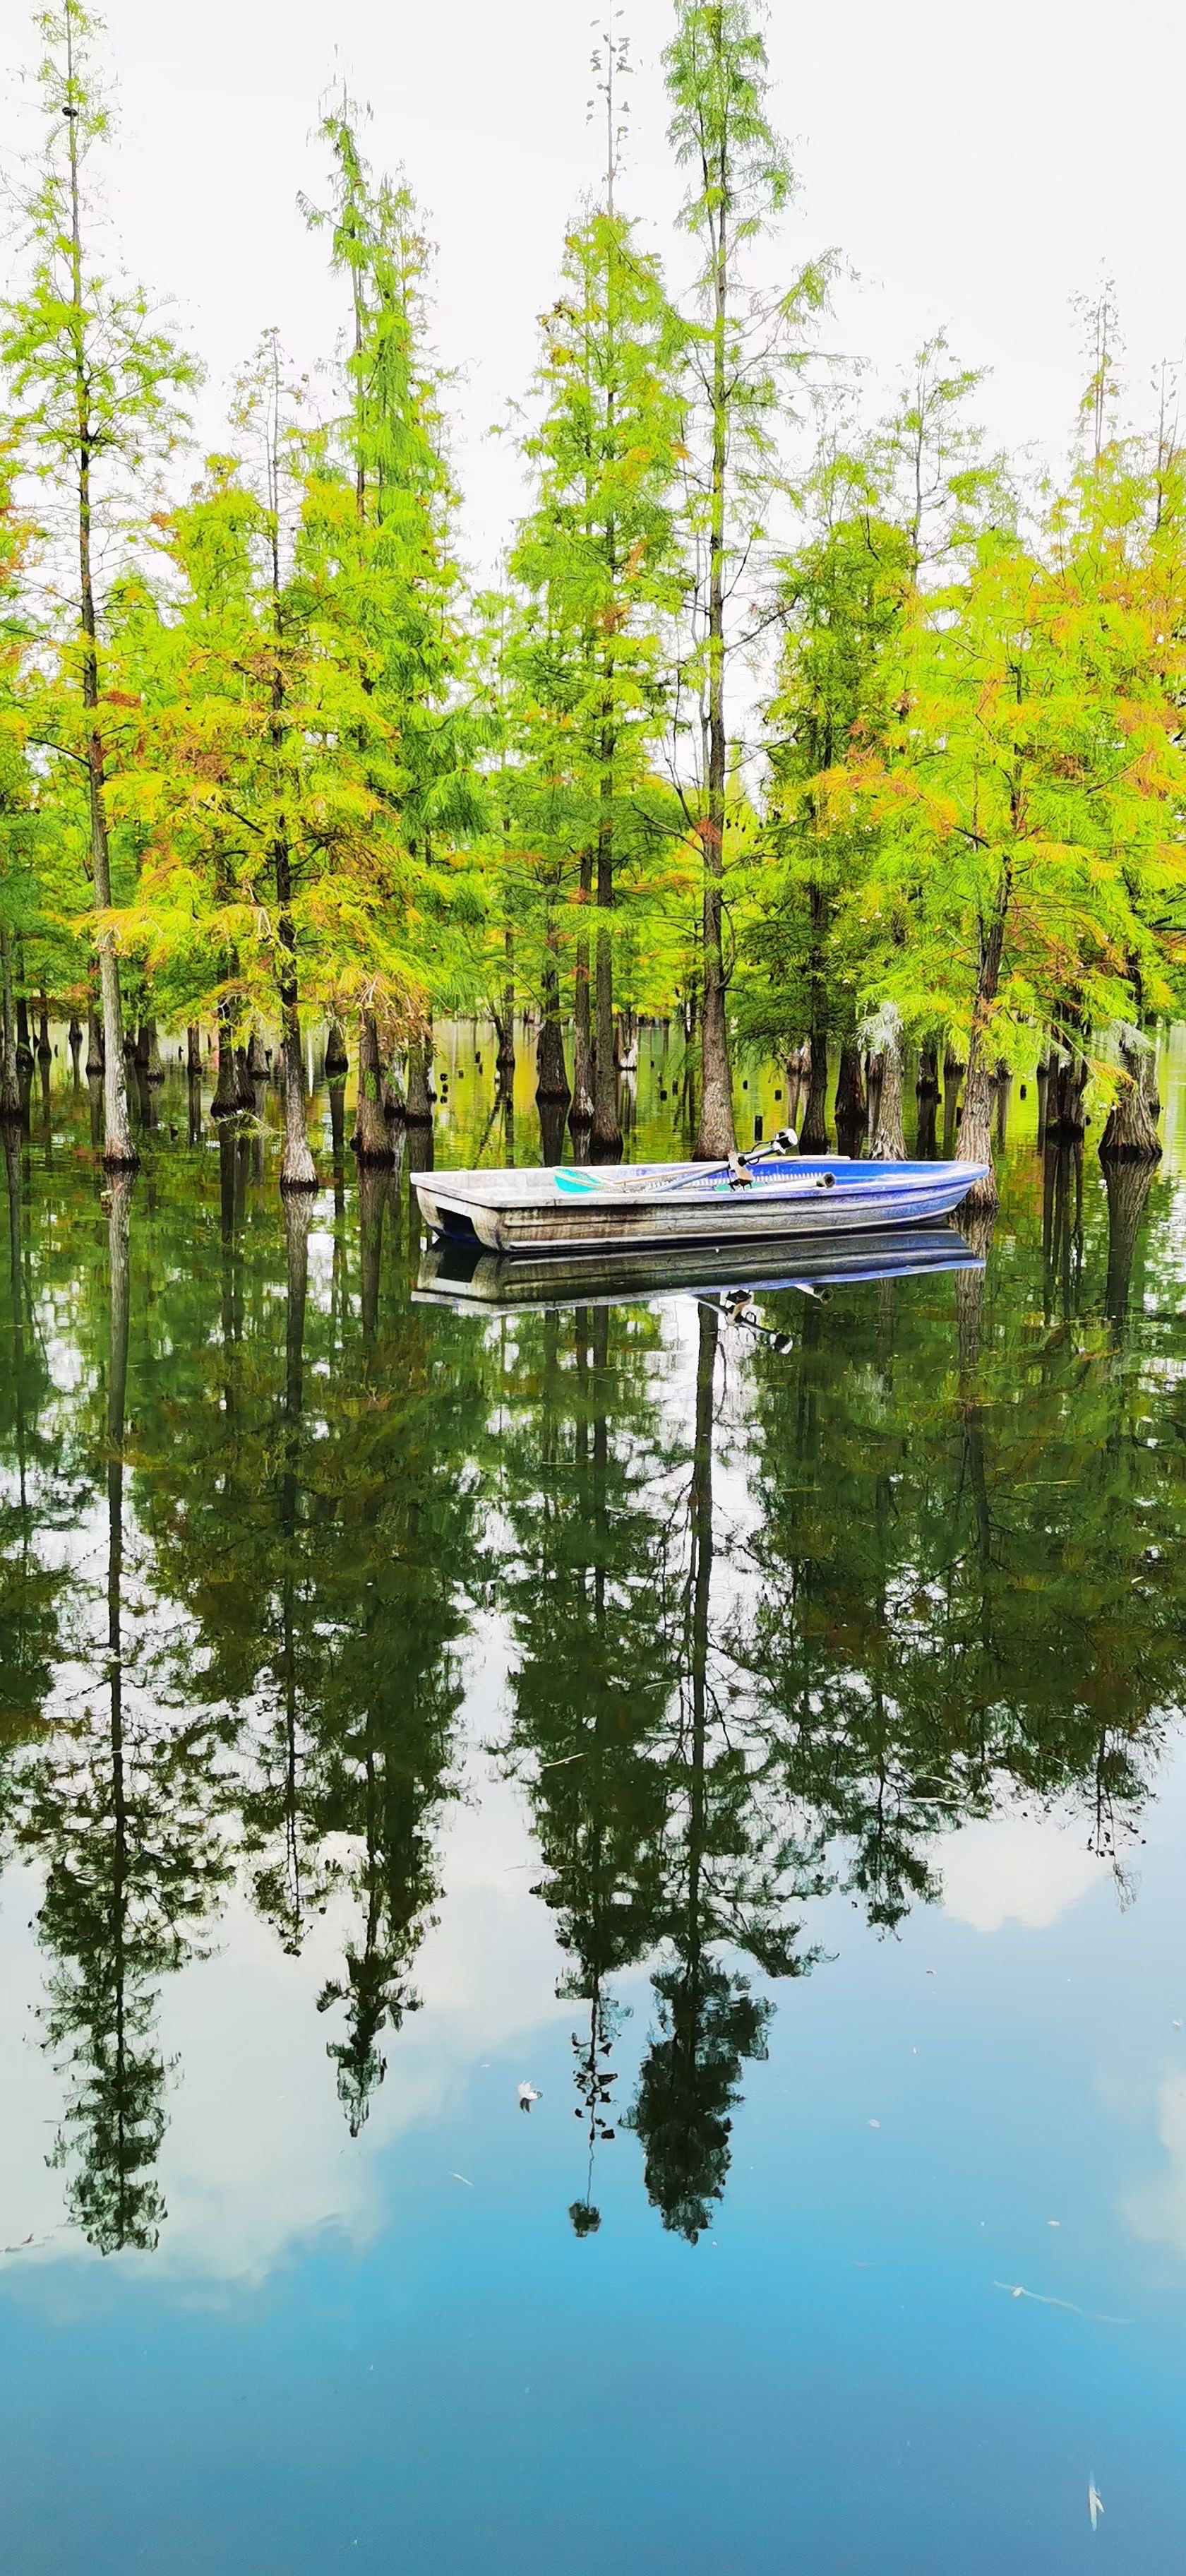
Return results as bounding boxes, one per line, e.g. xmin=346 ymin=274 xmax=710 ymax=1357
xmin=0 ymin=1030 xmax=1185 ymax=2574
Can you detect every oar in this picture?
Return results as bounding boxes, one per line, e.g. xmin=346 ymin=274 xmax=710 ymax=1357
xmin=554 ymin=1137 xmax=829 ymax=1201
xmin=555 ymin=1161 xmax=724 ymax=1198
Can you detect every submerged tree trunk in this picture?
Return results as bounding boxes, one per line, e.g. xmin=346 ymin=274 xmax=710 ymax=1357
xmin=1103 ymin=1156 xmax=1154 ymax=1326
xmin=353 ymin=1011 xmax=395 ymax=1164
xmin=359 ymin=1162 xmax=394 ymax=1344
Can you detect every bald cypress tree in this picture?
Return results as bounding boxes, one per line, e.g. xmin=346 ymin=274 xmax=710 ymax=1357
xmin=665 ymin=1 xmax=830 ymax=1158
xmin=1 ymin=1 xmax=196 ymax=1167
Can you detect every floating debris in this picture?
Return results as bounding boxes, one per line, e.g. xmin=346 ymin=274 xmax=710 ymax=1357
xmin=994 ymin=2282 xmax=1132 ymax=2326
xmin=1088 ymin=2481 xmax=1104 ymax=2531
xmin=517 ymin=2082 xmax=542 ymax=2113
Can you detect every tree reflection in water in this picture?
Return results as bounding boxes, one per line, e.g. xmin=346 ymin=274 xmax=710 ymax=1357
xmin=0 ymin=1063 xmax=1182 ymax=2248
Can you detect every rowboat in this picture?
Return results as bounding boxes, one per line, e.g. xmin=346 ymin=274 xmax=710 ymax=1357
xmin=409 ymin=1154 xmax=988 ymax=1260
xmin=413 ymin=1225 xmax=986 ymax=1315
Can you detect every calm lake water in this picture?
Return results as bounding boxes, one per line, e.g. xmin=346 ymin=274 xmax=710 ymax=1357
xmin=1 ymin=1027 xmax=1185 ymax=2574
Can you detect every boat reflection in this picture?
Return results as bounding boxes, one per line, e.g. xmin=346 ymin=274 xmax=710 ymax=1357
xmin=414 ymin=1224 xmax=985 ymax=1313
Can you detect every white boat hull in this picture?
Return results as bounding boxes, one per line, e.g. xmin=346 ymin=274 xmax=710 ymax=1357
xmin=410 ymin=1155 xmax=989 ymax=1258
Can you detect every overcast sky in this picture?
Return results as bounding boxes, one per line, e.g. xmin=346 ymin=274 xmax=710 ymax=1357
xmin=3 ymin=0 xmax=1184 ymax=581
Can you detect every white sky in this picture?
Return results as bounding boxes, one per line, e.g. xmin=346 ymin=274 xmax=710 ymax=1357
xmin=2 ymin=0 xmax=1185 ymax=585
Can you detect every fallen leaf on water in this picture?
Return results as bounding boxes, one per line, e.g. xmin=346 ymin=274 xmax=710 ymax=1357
xmin=1088 ymin=2481 xmax=1104 ymax=2531
xmin=450 ymin=2173 xmax=473 ymax=2188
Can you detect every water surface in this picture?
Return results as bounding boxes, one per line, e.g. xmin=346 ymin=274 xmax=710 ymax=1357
xmin=1 ymin=1031 xmax=1185 ymax=2573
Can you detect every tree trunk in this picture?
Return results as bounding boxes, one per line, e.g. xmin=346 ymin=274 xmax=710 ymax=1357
xmin=536 ymin=936 xmax=570 ymax=1105
xmin=868 ymin=1031 xmax=906 ymax=1160
xmin=570 ymin=849 xmax=594 ymax=1134
xmin=186 ymin=1022 xmax=200 ymax=1078
xmin=694 ymin=182 xmax=737 ymax=1164
xmin=1048 ymin=1048 xmax=1089 ymax=1142
xmin=798 ymin=889 xmax=830 ymax=1150
xmin=16 ymin=996 xmax=32 ymax=1076
xmin=942 ymin=1048 xmax=964 ymax=1158
xmin=0 ymin=930 xmax=20 ymax=1120
xmin=382 ymin=1057 xmax=406 ymax=1125
xmin=86 ymin=1006 xmax=104 ymax=1080
xmin=37 ymin=990 xmax=52 ymax=1063
xmin=1099 ymin=1034 xmax=1161 ymax=1162
xmin=211 ymin=1000 xmax=239 ymax=1119
xmin=234 ymin=1045 xmax=255 ymax=1112
xmin=864 ymin=1049 xmax=883 ymax=1145
xmin=994 ymin=1060 xmax=1012 ymax=1152
xmin=325 ymin=1018 xmax=349 ymax=1078
xmin=592 ymin=836 xmax=621 ymax=1160
xmin=955 ymin=867 xmax=1012 ymax=1208
xmin=498 ymin=933 xmax=515 ymax=1076
xmin=279 ymin=1015 xmax=316 ymax=1191
xmin=353 ymin=1011 xmax=395 ymax=1164
xmin=405 ymin=1030 xmax=434 ymax=1126
xmin=828 ymin=1035 xmax=864 ymax=1138
xmin=138 ymin=1018 xmax=164 ymax=1083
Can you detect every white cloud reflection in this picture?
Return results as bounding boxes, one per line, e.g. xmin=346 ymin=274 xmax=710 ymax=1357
xmin=938 ymin=1814 xmax=1107 ymax=1933
xmin=0 ymin=1756 xmax=568 ymax=2290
